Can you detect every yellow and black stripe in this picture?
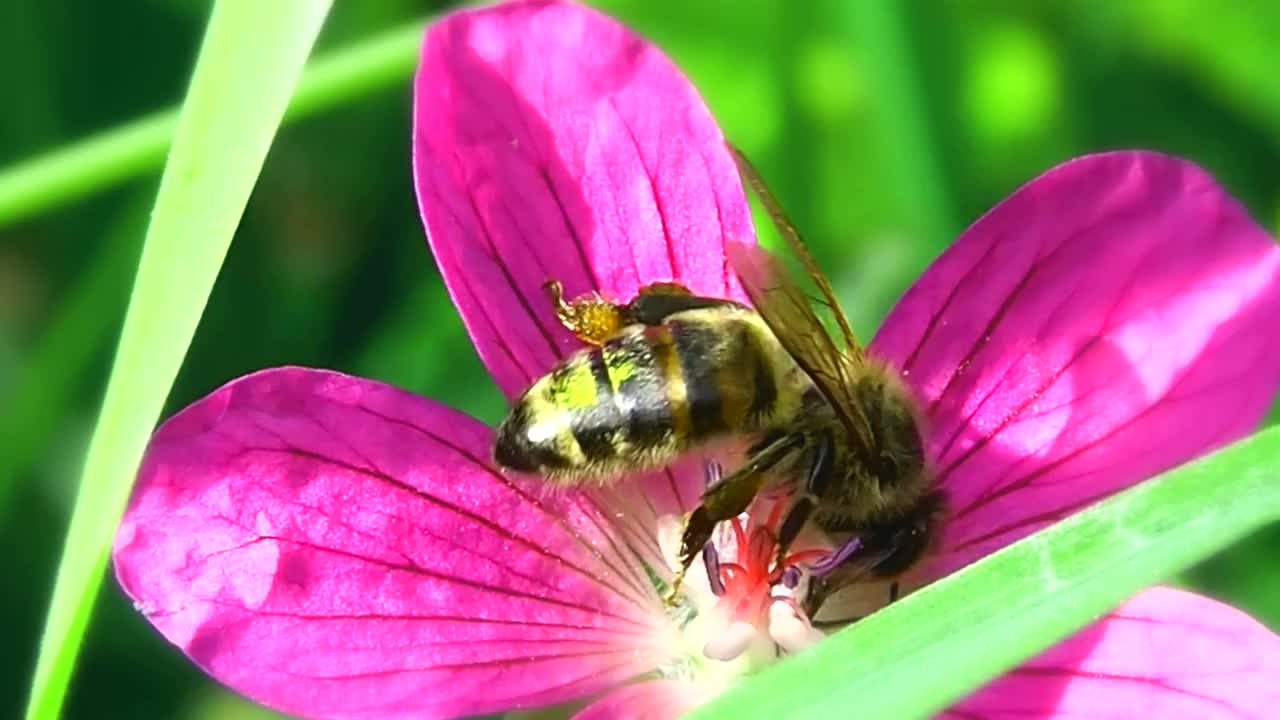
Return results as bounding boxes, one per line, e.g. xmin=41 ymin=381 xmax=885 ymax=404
xmin=494 ymin=310 xmax=788 ymax=483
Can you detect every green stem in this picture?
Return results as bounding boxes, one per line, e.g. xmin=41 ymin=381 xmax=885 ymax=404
xmin=0 ymin=14 xmax=426 ymax=227
xmin=23 ymin=3 xmax=332 ymax=718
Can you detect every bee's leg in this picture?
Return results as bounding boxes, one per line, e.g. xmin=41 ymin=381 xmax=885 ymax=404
xmin=543 ymin=280 xmax=628 ymax=346
xmin=802 ymin=538 xmax=893 ymax=620
xmin=798 ymin=568 xmax=901 ymax=620
xmin=665 ymin=432 xmax=807 ymax=605
xmin=774 ymin=431 xmax=834 ymax=566
xmin=665 ymin=505 xmax=724 ymax=604
xmin=774 ymin=496 xmax=814 ymax=562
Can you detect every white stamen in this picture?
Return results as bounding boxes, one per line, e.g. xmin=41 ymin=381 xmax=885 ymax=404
xmin=702 ymin=620 xmax=757 ymax=661
xmin=767 ymin=599 xmax=825 ymax=653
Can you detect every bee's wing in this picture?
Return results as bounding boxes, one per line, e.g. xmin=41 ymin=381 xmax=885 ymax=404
xmin=729 ymin=145 xmax=865 ymax=362
xmin=727 ymin=241 xmax=875 ymax=449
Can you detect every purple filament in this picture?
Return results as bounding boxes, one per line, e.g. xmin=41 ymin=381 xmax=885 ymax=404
xmin=702 ymin=542 xmax=725 ymax=596
xmin=809 ymin=536 xmax=864 ymax=577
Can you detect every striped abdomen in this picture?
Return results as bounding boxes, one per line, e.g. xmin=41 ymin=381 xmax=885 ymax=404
xmin=494 ymin=308 xmax=800 ymax=484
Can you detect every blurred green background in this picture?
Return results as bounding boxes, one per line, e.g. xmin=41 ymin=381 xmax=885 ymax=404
xmin=2 ymin=1 xmax=1278 ymax=718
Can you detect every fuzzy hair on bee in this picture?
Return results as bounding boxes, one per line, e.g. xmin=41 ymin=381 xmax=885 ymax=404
xmin=492 ymin=145 xmax=945 ymax=612
xmin=494 ymin=298 xmax=810 ymax=485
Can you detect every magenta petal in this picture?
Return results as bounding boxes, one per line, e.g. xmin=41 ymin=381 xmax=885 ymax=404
xmin=573 ymin=679 xmax=704 ymax=720
xmin=870 ymin=151 xmax=1280 ymax=574
xmin=113 ymin=367 xmax=670 ymax=720
xmin=413 ymin=0 xmax=753 ymax=398
xmin=946 ymin=587 xmax=1280 ymax=719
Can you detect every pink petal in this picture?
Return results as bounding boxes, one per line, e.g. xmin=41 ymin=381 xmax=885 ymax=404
xmin=413 ymin=0 xmax=753 ymax=398
xmin=946 ymin=586 xmax=1280 ymax=719
xmin=573 ymin=679 xmax=706 ymax=720
xmin=870 ymin=151 xmax=1280 ymax=574
xmin=113 ymin=367 xmax=672 ymax=720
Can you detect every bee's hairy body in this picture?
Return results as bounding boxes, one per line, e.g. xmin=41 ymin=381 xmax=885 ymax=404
xmin=795 ymin=372 xmax=931 ymax=532
xmin=495 ymin=143 xmax=946 ymax=615
xmin=492 ymin=274 xmax=939 ymax=615
xmin=494 ymin=288 xmax=932 ymax=548
xmin=495 ymin=303 xmax=813 ymax=484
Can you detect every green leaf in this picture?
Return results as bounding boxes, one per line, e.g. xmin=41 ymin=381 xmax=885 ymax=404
xmin=688 ymin=426 xmax=1280 ymax=719
xmin=23 ymin=3 xmax=332 ymax=719
xmin=0 ymin=10 xmax=424 ymax=227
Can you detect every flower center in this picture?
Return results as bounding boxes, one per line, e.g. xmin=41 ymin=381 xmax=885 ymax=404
xmin=704 ymin=499 xmax=827 ymax=627
xmin=664 ymin=494 xmax=829 ymax=667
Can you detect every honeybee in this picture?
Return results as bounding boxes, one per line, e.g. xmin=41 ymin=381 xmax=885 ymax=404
xmin=493 ymin=146 xmax=944 ymax=612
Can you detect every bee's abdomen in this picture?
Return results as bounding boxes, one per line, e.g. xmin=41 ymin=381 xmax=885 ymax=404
xmin=493 ymin=314 xmax=782 ymax=483
xmin=613 ymin=319 xmax=779 ymax=455
xmin=494 ymin=327 xmax=677 ymax=482
xmin=674 ymin=317 xmax=783 ymax=437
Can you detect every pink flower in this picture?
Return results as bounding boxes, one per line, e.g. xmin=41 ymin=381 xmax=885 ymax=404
xmin=113 ymin=1 xmax=1280 ymax=718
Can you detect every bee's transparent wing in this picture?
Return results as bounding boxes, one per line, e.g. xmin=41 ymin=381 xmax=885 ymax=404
xmin=729 ymin=144 xmax=865 ymax=362
xmin=727 ymin=241 xmax=874 ymax=449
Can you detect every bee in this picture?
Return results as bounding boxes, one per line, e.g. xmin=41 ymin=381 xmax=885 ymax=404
xmin=493 ymin=146 xmax=945 ymax=612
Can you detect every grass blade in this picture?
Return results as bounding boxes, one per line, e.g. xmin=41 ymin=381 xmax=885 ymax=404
xmin=23 ymin=3 xmax=332 ymax=718
xmin=0 ymin=11 xmax=424 ymax=227
xmin=688 ymin=426 xmax=1280 ymax=719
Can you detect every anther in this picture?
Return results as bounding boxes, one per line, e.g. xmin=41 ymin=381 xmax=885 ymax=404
xmin=703 ymin=542 xmax=725 ymax=596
